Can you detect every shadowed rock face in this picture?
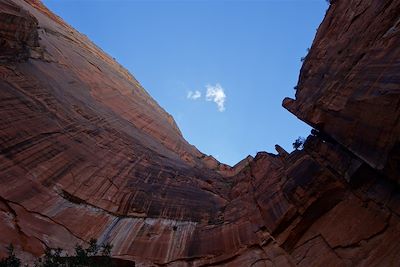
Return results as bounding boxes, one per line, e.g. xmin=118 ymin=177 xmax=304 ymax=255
xmin=0 ymin=0 xmax=38 ymax=61
xmin=0 ymin=0 xmax=399 ymax=266
xmin=283 ymin=0 xmax=400 ymax=182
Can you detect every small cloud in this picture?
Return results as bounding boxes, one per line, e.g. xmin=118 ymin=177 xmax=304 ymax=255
xmin=187 ymin=90 xmax=201 ymax=100
xmin=206 ymin=83 xmax=226 ymax=112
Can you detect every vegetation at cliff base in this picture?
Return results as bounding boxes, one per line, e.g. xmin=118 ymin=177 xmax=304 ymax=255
xmin=0 ymin=244 xmax=20 ymax=267
xmin=0 ymin=239 xmax=114 ymax=267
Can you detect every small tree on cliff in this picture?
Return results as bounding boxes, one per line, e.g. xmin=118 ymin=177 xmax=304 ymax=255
xmin=293 ymin=137 xmax=305 ymax=150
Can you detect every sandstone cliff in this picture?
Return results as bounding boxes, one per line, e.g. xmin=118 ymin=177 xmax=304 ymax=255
xmin=0 ymin=0 xmax=399 ymax=266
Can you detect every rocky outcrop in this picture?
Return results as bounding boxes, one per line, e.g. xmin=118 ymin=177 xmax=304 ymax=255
xmin=0 ymin=0 xmax=399 ymax=266
xmin=0 ymin=0 xmax=39 ymax=61
xmin=283 ymin=0 xmax=400 ymax=182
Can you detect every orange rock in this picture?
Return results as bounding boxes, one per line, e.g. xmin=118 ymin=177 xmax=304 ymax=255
xmin=0 ymin=0 xmax=399 ymax=266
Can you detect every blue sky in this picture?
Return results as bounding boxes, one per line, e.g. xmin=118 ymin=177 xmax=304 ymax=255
xmin=43 ymin=0 xmax=328 ymax=166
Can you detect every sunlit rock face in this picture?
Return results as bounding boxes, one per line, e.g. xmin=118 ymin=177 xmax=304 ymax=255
xmin=0 ymin=0 xmax=399 ymax=266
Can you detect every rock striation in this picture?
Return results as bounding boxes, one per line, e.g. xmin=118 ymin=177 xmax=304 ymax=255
xmin=0 ymin=0 xmax=38 ymax=61
xmin=0 ymin=0 xmax=399 ymax=266
xmin=283 ymin=0 xmax=400 ymax=182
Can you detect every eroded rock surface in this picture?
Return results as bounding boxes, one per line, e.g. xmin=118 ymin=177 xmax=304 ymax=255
xmin=0 ymin=0 xmax=38 ymax=61
xmin=0 ymin=0 xmax=399 ymax=266
xmin=283 ymin=0 xmax=400 ymax=182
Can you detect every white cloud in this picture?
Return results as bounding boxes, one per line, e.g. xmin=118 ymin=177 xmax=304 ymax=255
xmin=206 ymin=83 xmax=226 ymax=112
xmin=187 ymin=90 xmax=201 ymax=100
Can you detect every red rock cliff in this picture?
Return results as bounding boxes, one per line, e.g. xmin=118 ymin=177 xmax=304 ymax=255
xmin=283 ymin=0 xmax=400 ymax=182
xmin=0 ymin=0 xmax=399 ymax=266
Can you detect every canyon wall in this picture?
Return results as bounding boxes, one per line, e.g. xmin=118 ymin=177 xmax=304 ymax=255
xmin=0 ymin=0 xmax=399 ymax=266
xmin=283 ymin=0 xmax=400 ymax=181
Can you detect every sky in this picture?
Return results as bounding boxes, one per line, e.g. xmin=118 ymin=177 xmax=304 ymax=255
xmin=43 ymin=0 xmax=328 ymax=166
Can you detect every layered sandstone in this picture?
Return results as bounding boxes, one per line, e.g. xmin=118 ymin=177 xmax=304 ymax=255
xmin=283 ymin=0 xmax=400 ymax=182
xmin=0 ymin=0 xmax=399 ymax=266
